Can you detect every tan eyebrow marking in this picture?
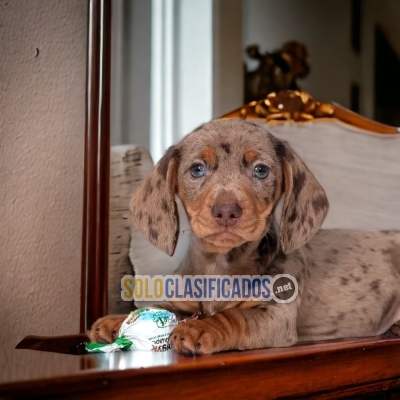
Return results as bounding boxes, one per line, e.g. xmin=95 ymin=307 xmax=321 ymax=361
xmin=243 ymin=150 xmax=259 ymax=167
xmin=201 ymin=148 xmax=217 ymax=167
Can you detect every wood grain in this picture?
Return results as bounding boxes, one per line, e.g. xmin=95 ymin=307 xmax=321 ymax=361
xmin=80 ymin=0 xmax=112 ymax=331
xmin=2 ymin=335 xmax=400 ymax=399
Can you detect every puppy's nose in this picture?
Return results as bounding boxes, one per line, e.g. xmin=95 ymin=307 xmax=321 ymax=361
xmin=212 ymin=203 xmax=242 ymax=227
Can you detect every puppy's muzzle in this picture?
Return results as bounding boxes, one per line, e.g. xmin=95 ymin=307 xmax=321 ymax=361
xmin=212 ymin=203 xmax=242 ymax=227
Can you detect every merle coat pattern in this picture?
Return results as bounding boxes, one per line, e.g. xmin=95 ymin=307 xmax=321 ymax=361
xmin=89 ymin=119 xmax=400 ymax=354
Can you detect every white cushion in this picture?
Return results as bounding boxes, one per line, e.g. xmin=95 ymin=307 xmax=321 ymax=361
xmin=256 ymin=119 xmax=400 ymax=230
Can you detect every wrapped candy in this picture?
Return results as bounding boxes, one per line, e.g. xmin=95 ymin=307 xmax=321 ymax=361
xmin=86 ymin=307 xmax=178 ymax=353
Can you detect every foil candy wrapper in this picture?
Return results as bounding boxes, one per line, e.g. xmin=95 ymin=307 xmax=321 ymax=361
xmin=86 ymin=307 xmax=178 ymax=353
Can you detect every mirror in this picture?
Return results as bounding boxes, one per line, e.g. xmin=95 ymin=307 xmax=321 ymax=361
xmin=107 ymin=0 xmax=400 ymax=315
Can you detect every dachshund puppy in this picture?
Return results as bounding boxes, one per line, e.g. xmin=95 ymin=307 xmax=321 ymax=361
xmin=89 ymin=119 xmax=400 ymax=354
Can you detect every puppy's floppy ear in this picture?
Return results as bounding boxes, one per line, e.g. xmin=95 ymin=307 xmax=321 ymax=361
xmin=277 ymin=141 xmax=329 ymax=254
xmin=129 ymin=146 xmax=181 ymax=256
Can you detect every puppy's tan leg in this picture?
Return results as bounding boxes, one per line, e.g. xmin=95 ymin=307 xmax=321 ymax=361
xmin=169 ymin=304 xmax=298 ymax=354
xmin=88 ymin=315 xmax=127 ymax=344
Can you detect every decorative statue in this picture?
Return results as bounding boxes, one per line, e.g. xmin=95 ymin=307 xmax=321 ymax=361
xmin=244 ymin=41 xmax=310 ymax=103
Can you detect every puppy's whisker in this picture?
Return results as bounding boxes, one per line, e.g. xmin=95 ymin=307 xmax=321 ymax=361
xmin=268 ymin=229 xmax=278 ymax=242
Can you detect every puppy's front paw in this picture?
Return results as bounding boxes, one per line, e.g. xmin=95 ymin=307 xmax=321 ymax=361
xmin=169 ymin=319 xmax=223 ymax=355
xmin=88 ymin=315 xmax=127 ymax=344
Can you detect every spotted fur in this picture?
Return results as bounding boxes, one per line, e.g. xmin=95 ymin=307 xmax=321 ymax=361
xmin=129 ymin=145 xmax=180 ymax=256
xmin=91 ymin=120 xmax=400 ymax=355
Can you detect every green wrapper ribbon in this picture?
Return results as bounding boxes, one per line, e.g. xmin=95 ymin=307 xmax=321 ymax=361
xmin=86 ymin=335 xmax=133 ymax=353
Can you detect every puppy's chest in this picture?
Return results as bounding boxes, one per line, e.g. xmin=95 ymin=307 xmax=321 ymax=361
xmin=203 ymin=254 xmax=262 ymax=276
xmin=191 ymin=254 xmax=285 ymax=316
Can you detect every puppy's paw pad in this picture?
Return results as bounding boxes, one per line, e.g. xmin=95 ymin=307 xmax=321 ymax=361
xmin=169 ymin=320 xmax=220 ymax=355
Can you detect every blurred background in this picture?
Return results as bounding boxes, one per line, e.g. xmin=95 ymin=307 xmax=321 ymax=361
xmin=110 ymin=0 xmax=400 ymax=162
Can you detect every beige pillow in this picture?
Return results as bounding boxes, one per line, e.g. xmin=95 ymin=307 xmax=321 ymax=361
xmin=256 ymin=119 xmax=400 ymax=230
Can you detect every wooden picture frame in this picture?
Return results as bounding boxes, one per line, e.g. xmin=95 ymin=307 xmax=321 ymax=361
xmin=80 ymin=0 xmax=112 ymax=331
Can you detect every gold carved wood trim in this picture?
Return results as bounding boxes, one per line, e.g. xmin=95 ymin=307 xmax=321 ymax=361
xmin=221 ymin=91 xmax=399 ymax=135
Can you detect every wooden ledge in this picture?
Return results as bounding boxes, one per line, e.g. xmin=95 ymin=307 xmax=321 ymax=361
xmin=2 ymin=334 xmax=400 ymax=399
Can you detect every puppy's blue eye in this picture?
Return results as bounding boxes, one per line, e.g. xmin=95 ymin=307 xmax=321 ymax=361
xmin=190 ymin=164 xmax=206 ymax=178
xmin=253 ymin=164 xmax=269 ymax=179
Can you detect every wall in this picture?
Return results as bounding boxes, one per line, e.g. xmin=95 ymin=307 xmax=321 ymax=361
xmin=0 ymin=0 xmax=86 ymax=377
xmin=375 ymin=0 xmax=400 ymax=58
xmin=111 ymin=0 xmax=152 ymax=148
xmin=212 ymin=0 xmax=244 ymax=118
xmin=359 ymin=0 xmax=400 ymax=120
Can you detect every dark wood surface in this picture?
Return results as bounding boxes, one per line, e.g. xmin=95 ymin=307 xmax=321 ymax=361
xmin=1 ymin=334 xmax=400 ymax=399
xmin=80 ymin=0 xmax=112 ymax=332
